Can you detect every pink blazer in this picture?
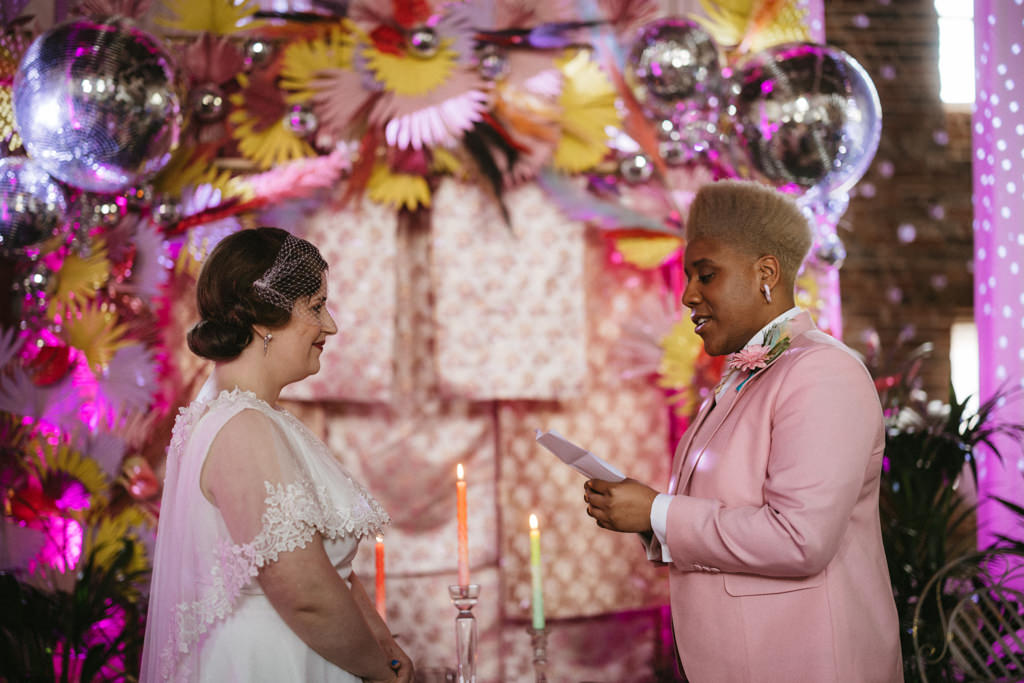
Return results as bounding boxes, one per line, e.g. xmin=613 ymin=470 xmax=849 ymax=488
xmin=649 ymin=312 xmax=902 ymax=682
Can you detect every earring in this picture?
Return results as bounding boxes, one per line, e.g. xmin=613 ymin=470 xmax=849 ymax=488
xmin=762 ymin=284 xmax=772 ymax=304
xmin=262 ymin=333 xmax=273 ymax=355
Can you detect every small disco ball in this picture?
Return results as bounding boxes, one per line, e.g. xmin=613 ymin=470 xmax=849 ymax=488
xmin=0 ymin=156 xmax=68 ymax=254
xmin=731 ymin=42 xmax=881 ymax=196
xmin=13 ymin=18 xmax=182 ymax=194
xmin=626 ymin=18 xmax=721 ymax=119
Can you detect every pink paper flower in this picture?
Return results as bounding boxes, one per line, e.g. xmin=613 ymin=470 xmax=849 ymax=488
xmin=728 ymin=344 xmax=771 ymax=372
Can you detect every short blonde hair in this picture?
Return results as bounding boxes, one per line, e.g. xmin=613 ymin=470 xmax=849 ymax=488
xmin=686 ymin=180 xmax=812 ymax=284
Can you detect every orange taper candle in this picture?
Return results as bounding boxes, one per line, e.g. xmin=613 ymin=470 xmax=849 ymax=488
xmin=456 ymin=463 xmax=470 ymax=586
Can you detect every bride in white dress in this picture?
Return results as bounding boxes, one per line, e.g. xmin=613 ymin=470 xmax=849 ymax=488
xmin=141 ymin=228 xmax=413 ymax=683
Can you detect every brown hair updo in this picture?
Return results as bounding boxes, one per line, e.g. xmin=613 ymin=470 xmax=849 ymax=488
xmin=186 ymin=227 xmax=328 ymax=361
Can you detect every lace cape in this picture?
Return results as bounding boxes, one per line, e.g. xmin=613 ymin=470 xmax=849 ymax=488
xmin=141 ymin=389 xmax=389 ymax=682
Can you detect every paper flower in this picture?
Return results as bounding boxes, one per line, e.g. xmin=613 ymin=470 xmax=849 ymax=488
xmin=123 ymin=219 xmax=168 ymax=301
xmin=280 ymin=25 xmax=357 ymax=102
xmin=728 ymin=344 xmax=771 ymax=372
xmin=230 ymin=71 xmax=316 ymax=169
xmin=84 ymin=510 xmax=149 ymax=575
xmin=366 ymin=163 xmax=431 ymax=210
xmin=47 ymin=241 xmax=111 ymax=318
xmin=179 ymin=33 xmax=246 ymax=148
xmin=0 ymin=368 xmax=85 ymax=433
xmin=64 ymin=300 xmax=131 ymax=372
xmin=32 ymin=440 xmax=110 ymax=507
xmin=158 ymin=0 xmax=261 ymax=34
xmin=0 ymin=325 xmax=24 ymax=368
xmin=96 ymin=344 xmax=158 ymax=416
xmin=696 ymin=0 xmax=809 ymax=53
xmin=78 ymin=430 xmax=127 ymax=480
xmin=240 ymin=145 xmax=352 ymax=204
xmin=614 ymin=236 xmax=683 ymax=269
xmin=552 ymin=50 xmax=621 ymax=172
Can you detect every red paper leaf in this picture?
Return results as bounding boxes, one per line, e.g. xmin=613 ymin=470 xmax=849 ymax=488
xmin=28 ymin=344 xmax=73 ymax=387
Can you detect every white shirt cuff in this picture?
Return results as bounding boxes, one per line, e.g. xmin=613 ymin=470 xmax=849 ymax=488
xmin=651 ymin=493 xmax=673 ymax=562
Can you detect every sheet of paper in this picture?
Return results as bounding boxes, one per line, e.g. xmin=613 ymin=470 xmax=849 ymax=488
xmin=534 ymin=429 xmax=626 ymax=482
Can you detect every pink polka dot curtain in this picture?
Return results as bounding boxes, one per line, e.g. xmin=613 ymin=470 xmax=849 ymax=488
xmin=973 ymin=0 xmax=1024 ymax=547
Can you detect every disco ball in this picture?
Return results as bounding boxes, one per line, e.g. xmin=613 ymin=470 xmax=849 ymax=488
xmin=12 ymin=19 xmax=182 ymax=194
xmin=626 ymin=18 xmax=721 ymax=119
xmin=730 ymin=42 xmax=881 ymax=195
xmin=0 ymin=156 xmax=68 ymax=254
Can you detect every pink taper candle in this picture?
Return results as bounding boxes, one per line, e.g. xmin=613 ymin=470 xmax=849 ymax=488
xmin=456 ymin=463 xmax=470 ymax=586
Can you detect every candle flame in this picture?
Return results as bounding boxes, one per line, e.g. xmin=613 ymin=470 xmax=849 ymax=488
xmin=457 ymin=463 xmax=464 ymax=480
xmin=376 ymin=534 xmax=384 ymax=543
xmin=529 ymin=513 xmax=538 ymax=530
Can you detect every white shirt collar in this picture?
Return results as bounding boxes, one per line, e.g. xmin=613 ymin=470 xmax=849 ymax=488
xmin=742 ymin=306 xmax=802 ymax=350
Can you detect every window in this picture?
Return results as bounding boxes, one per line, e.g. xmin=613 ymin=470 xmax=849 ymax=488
xmin=935 ymin=0 xmax=975 ymax=106
xmin=950 ymin=319 xmax=979 ymax=414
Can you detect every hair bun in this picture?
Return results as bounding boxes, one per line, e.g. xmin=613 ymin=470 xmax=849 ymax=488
xmin=187 ymin=319 xmax=253 ymax=361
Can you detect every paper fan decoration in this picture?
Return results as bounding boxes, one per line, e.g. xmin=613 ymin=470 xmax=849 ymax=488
xmin=366 ymin=163 xmax=431 ymax=210
xmin=32 ymin=440 xmax=110 ymax=507
xmin=84 ymin=509 xmax=150 ymax=574
xmin=615 ymin=235 xmax=683 ymax=269
xmin=158 ymin=0 xmax=261 ymax=34
xmin=696 ymin=0 xmax=809 ymax=53
xmin=280 ymin=25 xmax=357 ymax=102
xmin=552 ymin=50 xmax=621 ymax=173
xmin=96 ymin=344 xmax=158 ymax=416
xmin=230 ymin=72 xmax=316 ymax=169
xmin=48 ymin=241 xmax=112 ymax=317
xmin=0 ymin=325 xmax=24 ymax=368
xmin=657 ymin=319 xmax=705 ymax=414
xmin=65 ymin=301 xmax=131 ymax=372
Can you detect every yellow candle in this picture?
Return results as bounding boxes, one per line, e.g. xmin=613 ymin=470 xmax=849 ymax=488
xmin=374 ymin=535 xmax=386 ymax=622
xmin=529 ymin=513 xmax=545 ymax=630
xmin=456 ymin=463 xmax=470 ymax=586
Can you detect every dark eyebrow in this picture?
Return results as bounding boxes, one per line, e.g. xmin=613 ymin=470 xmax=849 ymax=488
xmin=683 ymin=257 xmax=715 ymax=275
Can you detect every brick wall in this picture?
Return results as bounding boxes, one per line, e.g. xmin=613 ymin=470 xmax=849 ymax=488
xmin=825 ymin=1 xmax=974 ymax=400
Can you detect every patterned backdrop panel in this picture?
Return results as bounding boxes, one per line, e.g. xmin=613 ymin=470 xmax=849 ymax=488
xmin=499 ymin=231 xmax=672 ymax=620
xmin=282 ymin=198 xmax=397 ymax=403
xmin=324 ymin=399 xmax=500 ymax=577
xmin=430 ymin=180 xmax=587 ymax=401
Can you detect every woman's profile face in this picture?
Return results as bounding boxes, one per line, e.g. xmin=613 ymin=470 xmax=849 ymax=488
xmin=682 ymin=237 xmax=770 ymax=356
xmin=268 ymin=273 xmax=337 ymax=383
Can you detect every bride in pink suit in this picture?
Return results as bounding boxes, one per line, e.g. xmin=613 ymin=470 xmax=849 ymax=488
xmin=585 ymin=180 xmax=902 ymax=682
xmin=141 ymin=228 xmax=413 ymax=682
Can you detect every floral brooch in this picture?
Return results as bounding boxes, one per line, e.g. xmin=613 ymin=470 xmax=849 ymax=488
xmin=727 ymin=319 xmax=793 ymax=391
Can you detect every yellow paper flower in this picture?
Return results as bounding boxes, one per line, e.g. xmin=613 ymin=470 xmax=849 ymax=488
xmin=363 ymin=41 xmax=459 ymax=97
xmin=366 ymin=163 xmax=431 ymax=211
xmin=697 ymin=0 xmax=809 ymax=53
xmin=430 ymin=147 xmax=463 ymax=176
xmin=48 ymin=240 xmax=111 ymax=317
xmin=229 ymin=74 xmax=316 ymax=170
xmin=84 ymin=510 xmax=150 ymax=577
xmin=153 ymin=147 xmax=236 ymax=197
xmin=33 ymin=440 xmax=109 ymax=505
xmin=614 ymin=235 xmax=683 ymax=269
xmin=553 ymin=50 xmax=621 ymax=173
xmin=656 ymin=319 xmax=706 ymax=414
xmin=65 ymin=300 xmax=131 ymax=371
xmin=280 ymin=24 xmax=357 ymax=102
xmin=158 ymin=0 xmax=262 ymax=34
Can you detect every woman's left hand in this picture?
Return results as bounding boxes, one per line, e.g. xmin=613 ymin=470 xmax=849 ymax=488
xmin=585 ymin=478 xmax=658 ymax=533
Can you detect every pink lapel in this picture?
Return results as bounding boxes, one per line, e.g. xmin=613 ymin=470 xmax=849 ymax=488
xmin=673 ymin=312 xmax=817 ymax=494
xmin=667 ymin=394 xmax=715 ymax=494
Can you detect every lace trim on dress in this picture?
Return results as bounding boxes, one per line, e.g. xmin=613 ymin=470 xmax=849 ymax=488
xmin=156 ymin=388 xmax=390 ymax=681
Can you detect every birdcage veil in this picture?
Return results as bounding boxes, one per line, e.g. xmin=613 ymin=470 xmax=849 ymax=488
xmin=252 ymin=233 xmax=329 ymax=326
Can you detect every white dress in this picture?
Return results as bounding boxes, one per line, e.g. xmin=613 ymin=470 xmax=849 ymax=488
xmin=140 ymin=387 xmax=390 ymax=682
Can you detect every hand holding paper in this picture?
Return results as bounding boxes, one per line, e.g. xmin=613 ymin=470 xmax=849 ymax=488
xmin=535 ymin=430 xmax=626 ymax=482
